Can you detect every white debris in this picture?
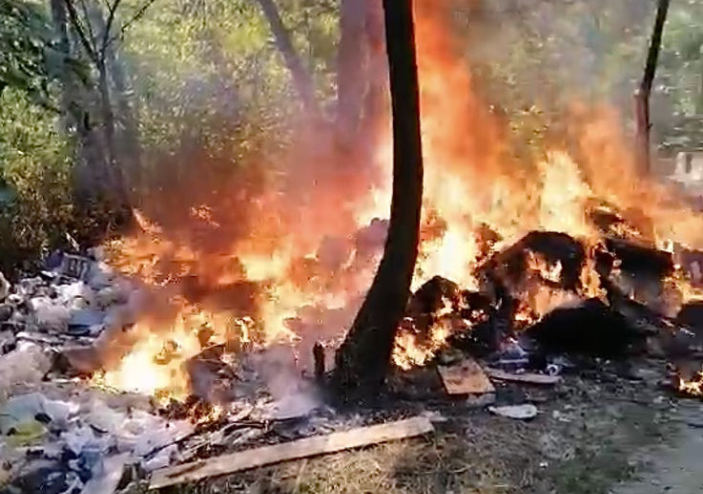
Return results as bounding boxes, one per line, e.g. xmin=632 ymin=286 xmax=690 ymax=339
xmin=29 ymin=297 xmax=71 ymax=333
xmin=488 ymin=404 xmax=538 ymax=420
xmin=0 ymin=271 xmax=10 ymax=300
xmin=0 ymin=344 xmax=52 ymax=400
xmin=143 ymin=444 xmax=179 ymax=472
xmin=56 ymin=281 xmax=95 ymax=307
xmin=0 ymin=392 xmax=76 ymax=429
xmin=82 ymin=453 xmax=129 ymax=494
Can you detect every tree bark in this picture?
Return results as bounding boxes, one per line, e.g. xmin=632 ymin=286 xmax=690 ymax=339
xmin=92 ymin=3 xmax=141 ymax=189
xmin=332 ymin=0 xmax=424 ymax=399
xmin=51 ymin=0 xmax=98 ymax=205
xmin=635 ymin=0 xmax=670 ymax=174
xmin=59 ymin=0 xmax=132 ymax=232
xmin=336 ymin=0 xmax=367 ymax=144
xmin=255 ymin=0 xmax=318 ymax=116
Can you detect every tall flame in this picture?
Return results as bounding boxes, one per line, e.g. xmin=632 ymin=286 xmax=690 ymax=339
xmin=98 ymin=0 xmax=703 ymax=398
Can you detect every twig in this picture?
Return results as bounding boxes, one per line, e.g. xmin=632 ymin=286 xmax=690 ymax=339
xmin=62 ymin=0 xmax=97 ymax=62
xmin=100 ymin=0 xmax=123 ymax=59
xmin=77 ymin=0 xmax=97 ymax=50
xmin=105 ymin=0 xmax=158 ymax=48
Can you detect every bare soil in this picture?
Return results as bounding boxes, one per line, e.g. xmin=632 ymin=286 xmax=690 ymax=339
xmin=611 ymin=399 xmax=703 ymax=494
xmin=125 ymin=358 xmax=701 ymax=494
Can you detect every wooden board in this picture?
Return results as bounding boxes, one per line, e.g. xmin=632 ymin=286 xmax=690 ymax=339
xmin=485 ymin=368 xmax=561 ymax=385
xmin=149 ymin=416 xmax=434 ymax=490
xmin=437 ymin=359 xmax=495 ymax=395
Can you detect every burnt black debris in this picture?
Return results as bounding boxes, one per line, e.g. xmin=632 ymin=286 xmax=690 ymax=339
xmin=524 ymin=298 xmax=647 ymax=358
xmin=478 ymin=231 xmax=586 ymax=294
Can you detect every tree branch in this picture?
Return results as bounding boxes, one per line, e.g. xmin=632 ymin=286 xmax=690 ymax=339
xmin=255 ymin=0 xmax=319 ymax=115
xmin=100 ymin=0 xmax=122 ymax=59
xmin=105 ymin=0 xmax=158 ymax=49
xmin=63 ymin=0 xmax=97 ymax=62
xmin=78 ymin=0 xmax=98 ymax=54
xmin=640 ymin=0 xmax=670 ymax=97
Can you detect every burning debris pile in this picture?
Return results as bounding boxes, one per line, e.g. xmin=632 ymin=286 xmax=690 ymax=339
xmin=0 ymin=253 xmax=355 ymax=493
xmin=3 ymin=206 xmax=703 ymax=493
xmin=5 ymin=0 xmax=703 ymax=491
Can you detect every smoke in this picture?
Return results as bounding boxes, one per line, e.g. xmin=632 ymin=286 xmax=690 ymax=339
xmin=461 ymin=0 xmax=654 ymax=115
xmin=98 ymin=0 xmax=703 ymax=403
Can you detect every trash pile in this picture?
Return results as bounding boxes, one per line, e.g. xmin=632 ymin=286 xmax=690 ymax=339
xmin=0 ymin=252 xmax=199 ymax=494
xmin=2 ymin=225 xmax=703 ymax=493
xmin=0 ymin=251 xmax=352 ymax=494
xmin=0 ymin=250 xmax=139 ymax=368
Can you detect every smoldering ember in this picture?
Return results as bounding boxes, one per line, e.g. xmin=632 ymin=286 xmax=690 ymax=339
xmin=2 ymin=0 xmax=703 ymax=493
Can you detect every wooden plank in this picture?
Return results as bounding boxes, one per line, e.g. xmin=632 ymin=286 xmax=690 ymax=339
xmin=437 ymin=359 xmax=495 ymax=395
xmin=149 ymin=416 xmax=434 ymax=490
xmin=485 ymin=368 xmax=561 ymax=385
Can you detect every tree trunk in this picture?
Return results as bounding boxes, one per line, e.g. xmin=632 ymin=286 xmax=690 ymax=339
xmin=92 ymin=6 xmax=142 ymax=187
xmin=50 ymin=0 xmax=97 ymax=206
xmin=635 ymin=0 xmax=670 ymax=174
xmin=336 ymin=0 xmax=367 ymax=145
xmin=255 ymin=0 xmax=318 ymax=116
xmin=360 ymin=0 xmax=387 ymax=150
xmin=89 ymin=2 xmax=130 ymax=213
xmin=332 ymin=0 xmax=424 ymax=399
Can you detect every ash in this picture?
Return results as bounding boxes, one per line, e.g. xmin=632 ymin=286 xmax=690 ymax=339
xmin=2 ymin=228 xmax=703 ymax=494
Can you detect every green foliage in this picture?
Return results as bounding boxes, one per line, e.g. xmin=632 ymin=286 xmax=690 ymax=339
xmin=0 ymin=0 xmax=702 ymax=273
xmin=0 ymin=88 xmax=73 ymax=274
xmin=656 ymin=0 xmax=703 ymax=151
xmin=0 ymin=0 xmax=87 ymax=109
xmin=119 ymin=0 xmax=338 ymax=166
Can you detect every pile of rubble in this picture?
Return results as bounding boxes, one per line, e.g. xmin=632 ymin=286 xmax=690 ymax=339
xmin=0 ymin=252 xmax=185 ymax=493
xmin=3 ymin=222 xmax=703 ymax=493
xmin=0 ymin=252 xmax=364 ymax=494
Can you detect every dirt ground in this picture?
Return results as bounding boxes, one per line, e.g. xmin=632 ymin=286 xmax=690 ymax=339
xmin=611 ymin=400 xmax=703 ymax=494
xmin=134 ymin=359 xmax=703 ymax=494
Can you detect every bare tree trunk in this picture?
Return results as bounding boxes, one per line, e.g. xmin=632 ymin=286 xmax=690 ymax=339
xmin=50 ymin=0 xmax=97 ymax=206
xmin=255 ymin=0 xmax=318 ymax=116
xmin=87 ymin=2 xmax=131 ymax=214
xmin=361 ymin=0 xmax=387 ymax=148
xmin=58 ymin=0 xmax=132 ymax=235
xmin=92 ymin=7 xmax=142 ymax=186
xmin=333 ymin=0 xmax=424 ymax=399
xmin=336 ymin=0 xmax=367 ymax=145
xmin=635 ymin=0 xmax=670 ymax=174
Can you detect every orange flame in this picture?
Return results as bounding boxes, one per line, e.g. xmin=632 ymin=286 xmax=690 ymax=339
xmin=97 ymin=0 xmax=703 ymax=401
xmin=678 ymin=370 xmax=703 ymax=397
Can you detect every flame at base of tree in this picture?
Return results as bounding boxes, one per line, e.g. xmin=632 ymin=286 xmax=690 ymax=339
xmin=95 ymin=0 xmax=703 ymax=403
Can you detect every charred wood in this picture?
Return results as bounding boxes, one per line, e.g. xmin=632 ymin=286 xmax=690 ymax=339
xmin=677 ymin=302 xmax=703 ymax=338
xmin=525 ymin=298 xmax=648 ymax=358
xmin=449 ymin=291 xmax=501 ymax=358
xmin=478 ymin=231 xmax=586 ymax=294
xmin=313 ymin=342 xmax=325 ymax=382
xmin=602 ymin=237 xmax=674 ymax=281
xmin=407 ymin=276 xmax=461 ymax=316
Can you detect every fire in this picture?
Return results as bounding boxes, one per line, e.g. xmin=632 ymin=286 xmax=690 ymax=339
xmin=678 ymin=370 xmax=703 ymax=397
xmin=95 ymin=0 xmax=703 ymax=402
xmin=392 ymin=296 xmax=458 ymax=370
xmin=527 ymin=252 xmax=563 ymax=284
xmin=392 ymin=318 xmax=453 ymax=370
xmin=93 ymin=306 xmax=246 ymax=401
